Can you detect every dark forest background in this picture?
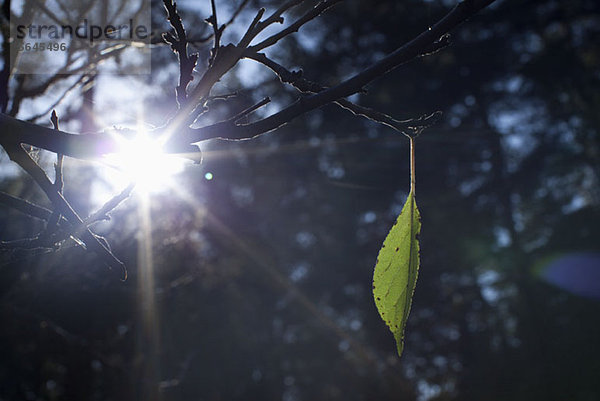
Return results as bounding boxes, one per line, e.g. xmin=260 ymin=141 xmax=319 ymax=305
xmin=1 ymin=0 xmax=599 ymax=400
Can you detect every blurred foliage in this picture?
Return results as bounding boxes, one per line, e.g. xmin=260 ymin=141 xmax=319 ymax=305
xmin=1 ymin=0 xmax=599 ymax=400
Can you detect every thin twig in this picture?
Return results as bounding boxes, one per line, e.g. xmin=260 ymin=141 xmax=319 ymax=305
xmin=162 ymin=0 xmax=199 ymax=107
xmin=164 ymin=6 xmax=267 ymax=133
xmin=206 ymin=0 xmax=222 ymax=65
xmin=50 ymin=110 xmax=63 ymax=193
xmin=224 ymin=0 xmax=251 ymax=29
xmin=0 ymin=181 xmax=135 ymax=253
xmin=0 ymin=191 xmax=83 ymax=250
xmin=0 ymin=112 xmax=120 ymax=159
xmin=238 ymin=8 xmax=266 ymax=47
xmin=230 ymin=97 xmax=271 ymax=123
xmin=251 ymin=0 xmax=305 ymax=37
xmin=0 ymin=237 xmax=56 ymax=250
xmin=24 ymin=75 xmax=91 ymax=123
xmin=207 ymin=91 xmax=239 ymax=102
xmin=165 ymin=1 xmax=306 ymax=133
xmin=46 ymin=110 xmax=63 ymax=231
xmin=248 ymin=0 xmax=343 ymax=53
xmin=9 ymin=45 xmax=129 ymax=116
xmin=151 ymin=0 xmax=251 ymax=46
xmin=86 ymin=183 xmax=135 ymax=224
xmin=0 ymin=191 xmax=56 ymax=221
xmin=248 ymin=52 xmax=441 ymax=135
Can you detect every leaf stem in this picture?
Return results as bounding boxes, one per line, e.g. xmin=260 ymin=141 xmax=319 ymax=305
xmin=410 ymin=136 xmax=415 ymax=195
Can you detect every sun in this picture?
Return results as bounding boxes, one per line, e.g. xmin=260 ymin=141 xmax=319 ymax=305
xmin=103 ymin=130 xmax=186 ymax=193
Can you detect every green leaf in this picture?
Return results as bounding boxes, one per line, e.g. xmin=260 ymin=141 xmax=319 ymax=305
xmin=373 ymin=190 xmax=421 ymax=357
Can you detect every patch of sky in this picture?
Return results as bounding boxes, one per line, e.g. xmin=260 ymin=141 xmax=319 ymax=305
xmin=458 ymin=176 xmax=486 ymax=197
xmin=360 ymin=210 xmax=377 ymax=224
xmin=289 ymin=262 xmax=309 ymax=282
xmin=296 ymin=28 xmax=326 ymax=55
xmin=230 ymin=185 xmax=254 ymax=207
xmin=251 ymin=368 xmax=262 ymax=382
xmin=16 ymin=77 xmax=83 ymax=122
xmin=388 ymin=190 xmax=408 ymax=218
xmin=511 ymin=31 xmax=544 ymax=54
xmin=11 ymin=0 xmax=24 ymax=15
xmin=318 ymin=154 xmax=345 ymax=179
xmin=562 ymin=193 xmax=587 ymax=214
xmin=307 ymin=110 xmax=323 ymax=130
xmin=0 ymin=149 xmax=20 ymax=179
xmin=94 ymin=73 xmax=161 ymax=126
xmin=477 ymin=269 xmax=501 ymax=303
xmin=235 ymin=59 xmax=273 ymax=90
xmin=488 ymin=98 xmax=546 ymax=172
xmin=417 ymin=380 xmax=442 ymax=401
xmin=493 ymin=226 xmax=512 ymax=248
xmin=295 ymin=231 xmax=316 ymax=248
xmin=343 ymin=284 xmax=362 ymax=297
xmin=337 ymin=339 xmax=350 ymax=352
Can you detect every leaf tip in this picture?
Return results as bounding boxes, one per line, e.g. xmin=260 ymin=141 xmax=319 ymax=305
xmin=396 ymin=339 xmax=405 ymax=357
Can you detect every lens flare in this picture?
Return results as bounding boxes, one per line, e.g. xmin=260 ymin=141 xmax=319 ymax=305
xmin=536 ymin=252 xmax=600 ymax=299
xmin=104 ymin=131 xmax=186 ymax=193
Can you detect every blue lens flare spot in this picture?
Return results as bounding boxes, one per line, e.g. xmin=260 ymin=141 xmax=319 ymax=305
xmin=537 ymin=252 xmax=600 ymax=300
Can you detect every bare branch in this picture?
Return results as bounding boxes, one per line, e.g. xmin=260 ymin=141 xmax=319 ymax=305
xmin=164 ymin=2 xmax=313 ymax=132
xmin=207 ymin=91 xmax=239 ymax=102
xmin=9 ymin=45 xmax=129 ymax=116
xmin=230 ymin=97 xmax=271 ymax=124
xmin=0 ymin=112 xmax=120 ymax=159
xmin=224 ymin=0 xmax=251 ymax=30
xmin=238 ymin=8 xmax=266 ymax=47
xmin=0 ymin=238 xmax=52 ymax=250
xmin=248 ymin=0 xmax=343 ymax=53
xmin=162 ymin=4 xmax=272 ymax=132
xmin=0 ymin=180 xmax=134 ymax=254
xmin=86 ymin=183 xmax=135 ymax=224
xmin=251 ymin=0 xmax=305 ymax=36
xmin=1 ymin=0 xmax=495 ymax=159
xmin=248 ymin=52 xmax=441 ymax=135
xmin=24 ymin=75 xmax=91 ymax=123
xmin=46 ymin=110 xmax=64 ymax=231
xmin=0 ymin=191 xmax=56 ymax=222
xmin=206 ymin=0 xmax=222 ymax=65
xmin=2 ymin=144 xmax=127 ymax=279
xmin=162 ymin=0 xmax=199 ymax=107
xmin=151 ymin=0 xmax=251 ymax=46
xmin=50 ymin=110 xmax=64 ymax=193
xmin=174 ymin=0 xmax=494 ymax=144
xmin=164 ymin=9 xmax=266 ymax=132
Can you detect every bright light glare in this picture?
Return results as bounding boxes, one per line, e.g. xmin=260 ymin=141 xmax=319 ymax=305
xmin=105 ymin=132 xmax=186 ymax=193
